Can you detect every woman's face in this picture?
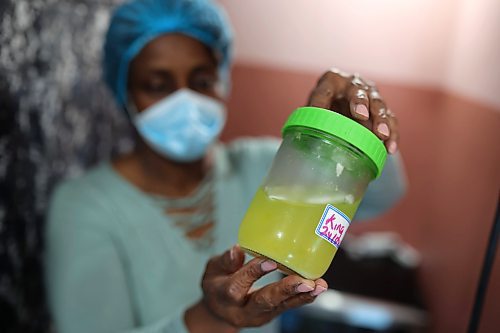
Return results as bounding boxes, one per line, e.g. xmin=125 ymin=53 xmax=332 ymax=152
xmin=128 ymin=33 xmax=220 ymax=112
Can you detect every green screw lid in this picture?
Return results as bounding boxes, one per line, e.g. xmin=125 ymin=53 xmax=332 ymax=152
xmin=282 ymin=106 xmax=387 ymax=178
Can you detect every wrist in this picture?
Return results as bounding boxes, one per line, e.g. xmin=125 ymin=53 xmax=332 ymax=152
xmin=185 ymin=300 xmax=237 ymax=333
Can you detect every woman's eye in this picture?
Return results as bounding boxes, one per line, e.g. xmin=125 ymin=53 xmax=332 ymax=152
xmin=142 ymin=79 xmax=175 ymax=94
xmin=145 ymin=82 xmax=166 ymax=92
xmin=191 ymin=76 xmax=217 ymax=92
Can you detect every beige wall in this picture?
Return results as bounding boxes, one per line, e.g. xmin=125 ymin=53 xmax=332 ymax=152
xmin=447 ymin=0 xmax=500 ymax=108
xmin=219 ymin=0 xmax=500 ymax=108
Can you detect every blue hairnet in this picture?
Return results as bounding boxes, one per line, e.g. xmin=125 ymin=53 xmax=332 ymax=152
xmin=103 ymin=0 xmax=233 ymax=107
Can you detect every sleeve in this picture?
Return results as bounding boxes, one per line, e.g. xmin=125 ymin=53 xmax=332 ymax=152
xmin=354 ymin=152 xmax=408 ymax=221
xmin=45 ymin=182 xmax=190 ymax=333
xmin=228 ymin=137 xmax=280 ymax=171
xmin=229 ymin=137 xmax=281 ymax=195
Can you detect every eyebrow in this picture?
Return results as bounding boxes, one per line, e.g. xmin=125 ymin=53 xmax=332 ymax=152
xmin=190 ymin=64 xmax=218 ymax=73
xmin=193 ymin=64 xmax=217 ymax=70
xmin=145 ymin=68 xmax=174 ymax=77
xmin=142 ymin=63 xmax=217 ymax=76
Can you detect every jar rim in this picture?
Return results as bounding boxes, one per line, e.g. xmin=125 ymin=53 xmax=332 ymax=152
xmin=282 ymin=107 xmax=387 ymax=178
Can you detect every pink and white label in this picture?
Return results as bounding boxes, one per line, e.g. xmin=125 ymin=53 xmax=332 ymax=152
xmin=315 ymin=204 xmax=351 ymax=248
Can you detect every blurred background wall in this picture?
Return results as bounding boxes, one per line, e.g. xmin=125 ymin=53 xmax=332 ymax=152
xmin=0 ymin=0 xmax=499 ymax=332
xmin=218 ymin=1 xmax=500 ymax=332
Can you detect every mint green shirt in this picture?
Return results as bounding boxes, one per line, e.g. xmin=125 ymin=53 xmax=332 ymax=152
xmin=46 ymin=138 xmax=405 ymax=333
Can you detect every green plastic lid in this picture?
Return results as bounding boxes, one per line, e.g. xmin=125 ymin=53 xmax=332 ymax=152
xmin=282 ymin=106 xmax=387 ymax=178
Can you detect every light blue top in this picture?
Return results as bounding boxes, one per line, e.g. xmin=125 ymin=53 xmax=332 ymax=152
xmin=45 ymin=138 xmax=406 ymax=333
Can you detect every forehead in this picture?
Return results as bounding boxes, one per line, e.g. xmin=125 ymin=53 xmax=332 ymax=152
xmin=131 ymin=33 xmax=216 ymax=70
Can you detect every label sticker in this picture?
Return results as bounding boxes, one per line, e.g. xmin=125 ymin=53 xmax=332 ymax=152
xmin=315 ymin=204 xmax=351 ymax=248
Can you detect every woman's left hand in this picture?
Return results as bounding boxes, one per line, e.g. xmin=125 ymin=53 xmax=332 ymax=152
xmin=197 ymin=245 xmax=327 ymax=329
xmin=308 ymin=68 xmax=399 ymax=154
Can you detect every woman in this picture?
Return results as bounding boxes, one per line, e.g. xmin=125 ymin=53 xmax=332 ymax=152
xmin=45 ymin=0 xmax=405 ymax=332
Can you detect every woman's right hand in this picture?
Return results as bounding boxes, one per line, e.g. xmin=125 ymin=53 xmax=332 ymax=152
xmin=188 ymin=245 xmax=328 ymax=330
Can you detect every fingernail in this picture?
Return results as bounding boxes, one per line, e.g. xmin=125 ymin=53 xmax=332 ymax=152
xmin=355 ymin=104 xmax=369 ymax=118
xmin=261 ymin=260 xmax=277 ymax=272
xmin=297 ymin=283 xmax=315 ymax=293
xmin=230 ymin=247 xmax=236 ymax=261
xmin=377 ymin=123 xmax=390 ymax=137
xmin=311 ymin=286 xmax=327 ymax=297
xmin=388 ymin=141 xmax=398 ymax=154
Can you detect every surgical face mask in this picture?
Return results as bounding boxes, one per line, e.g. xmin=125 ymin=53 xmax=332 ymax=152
xmin=129 ymin=89 xmax=226 ymax=162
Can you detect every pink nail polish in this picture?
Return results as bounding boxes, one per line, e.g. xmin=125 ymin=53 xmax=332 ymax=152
xmin=261 ymin=260 xmax=277 ymax=272
xmin=297 ymin=284 xmax=315 ymax=293
xmin=388 ymin=141 xmax=398 ymax=154
xmin=311 ymin=286 xmax=327 ymax=296
xmin=355 ymin=104 xmax=369 ymax=118
xmin=230 ymin=247 xmax=235 ymax=261
xmin=377 ymin=123 xmax=390 ymax=137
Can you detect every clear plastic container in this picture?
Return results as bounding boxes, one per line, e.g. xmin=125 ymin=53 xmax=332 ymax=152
xmin=238 ymin=106 xmax=387 ymax=279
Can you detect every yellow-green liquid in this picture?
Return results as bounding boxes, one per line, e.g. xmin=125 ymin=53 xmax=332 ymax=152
xmin=238 ymin=187 xmax=360 ymax=279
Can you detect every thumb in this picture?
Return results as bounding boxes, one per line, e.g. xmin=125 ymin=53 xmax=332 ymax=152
xmin=206 ymin=245 xmax=245 ymax=277
xmin=224 ymin=244 xmax=245 ymax=273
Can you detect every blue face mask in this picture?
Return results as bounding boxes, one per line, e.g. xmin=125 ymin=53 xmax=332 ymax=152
xmin=129 ymin=89 xmax=227 ymax=162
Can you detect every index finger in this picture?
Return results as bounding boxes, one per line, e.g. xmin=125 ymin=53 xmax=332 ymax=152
xmin=224 ymin=258 xmax=278 ymax=304
xmin=204 ymin=245 xmax=245 ymax=278
xmin=250 ymin=275 xmax=316 ymax=311
xmin=308 ymin=71 xmax=349 ymax=109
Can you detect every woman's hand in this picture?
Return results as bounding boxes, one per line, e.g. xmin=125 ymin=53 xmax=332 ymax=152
xmin=308 ymin=68 xmax=399 ymax=154
xmin=189 ymin=245 xmax=327 ymax=330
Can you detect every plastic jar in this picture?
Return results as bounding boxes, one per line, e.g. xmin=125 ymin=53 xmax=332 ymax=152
xmin=238 ymin=106 xmax=387 ymax=279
